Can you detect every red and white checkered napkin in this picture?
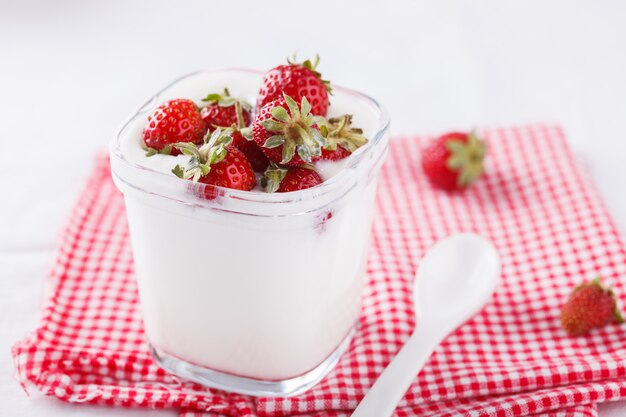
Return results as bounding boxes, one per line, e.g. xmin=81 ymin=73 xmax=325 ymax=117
xmin=12 ymin=124 xmax=626 ymax=417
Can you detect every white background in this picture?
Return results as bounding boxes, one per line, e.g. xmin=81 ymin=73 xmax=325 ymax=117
xmin=2 ymin=1 xmax=626 ymax=415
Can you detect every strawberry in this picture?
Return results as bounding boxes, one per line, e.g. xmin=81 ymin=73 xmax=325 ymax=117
xmin=200 ymin=88 xmax=252 ymax=128
xmin=196 ymin=146 xmax=256 ymax=195
xmin=561 ymin=277 xmax=624 ymax=336
xmin=232 ymin=130 xmax=270 ymax=172
xmin=172 ymin=128 xmax=256 ymax=198
xmin=252 ymin=93 xmax=325 ymax=166
xmin=321 ymin=146 xmax=351 ymax=161
xmin=317 ymin=114 xmax=368 ymax=161
xmin=257 ymin=55 xmax=331 ymax=116
xmin=421 ymin=131 xmax=486 ymax=190
xmin=262 ymin=164 xmax=323 ymax=193
xmin=226 ymin=100 xmax=269 ymax=172
xmin=143 ymin=99 xmax=206 ymax=156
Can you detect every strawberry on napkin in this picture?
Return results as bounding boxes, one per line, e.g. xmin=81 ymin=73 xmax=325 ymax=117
xmin=13 ymin=124 xmax=626 ymax=416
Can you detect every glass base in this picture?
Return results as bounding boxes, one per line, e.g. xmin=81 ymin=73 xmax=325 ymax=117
xmin=149 ymin=326 xmax=356 ymax=397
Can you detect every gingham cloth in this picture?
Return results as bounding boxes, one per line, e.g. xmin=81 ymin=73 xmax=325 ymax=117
xmin=12 ymin=124 xmax=626 ymax=417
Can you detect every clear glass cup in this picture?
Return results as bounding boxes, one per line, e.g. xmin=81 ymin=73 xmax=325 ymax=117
xmin=109 ymin=69 xmax=390 ymax=397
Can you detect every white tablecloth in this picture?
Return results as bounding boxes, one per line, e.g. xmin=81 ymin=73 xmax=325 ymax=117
xmin=2 ymin=1 xmax=626 ymax=415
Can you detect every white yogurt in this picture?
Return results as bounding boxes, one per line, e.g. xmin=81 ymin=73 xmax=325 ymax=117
xmin=110 ymin=69 xmax=389 ymax=393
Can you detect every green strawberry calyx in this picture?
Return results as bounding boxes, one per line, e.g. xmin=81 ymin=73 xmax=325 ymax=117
xmin=446 ymin=131 xmax=486 ymax=188
xmin=233 ymin=100 xmax=254 ymax=143
xmin=171 ymin=127 xmax=233 ymax=182
xmin=261 ymin=163 xmax=288 ymax=193
xmin=202 ymin=88 xmax=253 ymax=111
xmin=144 ymin=144 xmax=173 ymax=157
xmin=317 ymin=114 xmax=368 ymax=153
xmin=260 ymin=93 xmax=325 ymax=164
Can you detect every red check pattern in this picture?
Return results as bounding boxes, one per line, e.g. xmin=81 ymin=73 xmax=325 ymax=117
xmin=12 ymin=124 xmax=626 ymax=417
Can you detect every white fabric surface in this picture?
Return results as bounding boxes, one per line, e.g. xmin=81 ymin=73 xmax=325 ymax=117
xmin=2 ymin=1 xmax=626 ymax=415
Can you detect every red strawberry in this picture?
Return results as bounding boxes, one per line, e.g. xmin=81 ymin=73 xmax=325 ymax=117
xmin=421 ymin=131 xmax=486 ymax=190
xmin=317 ymin=115 xmax=368 ymax=161
xmin=231 ymin=130 xmax=270 ymax=172
xmin=172 ymin=128 xmax=255 ymax=198
xmin=262 ymin=165 xmax=323 ymax=193
xmin=252 ymin=94 xmax=325 ymax=166
xmin=561 ymin=278 xmax=624 ymax=336
xmin=197 ymin=147 xmax=256 ymax=193
xmin=223 ymin=100 xmax=269 ymax=172
xmin=321 ymin=146 xmax=351 ymax=161
xmin=229 ymin=129 xmax=247 ymax=149
xmin=143 ymin=99 xmax=206 ymax=155
xmin=257 ymin=55 xmax=331 ymax=116
xmin=200 ymin=88 xmax=252 ymax=128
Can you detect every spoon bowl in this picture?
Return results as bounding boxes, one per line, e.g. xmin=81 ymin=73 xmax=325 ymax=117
xmin=415 ymin=233 xmax=500 ymax=326
xmin=351 ymin=233 xmax=501 ymax=417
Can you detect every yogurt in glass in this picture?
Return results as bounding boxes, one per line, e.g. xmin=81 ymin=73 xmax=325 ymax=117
xmin=109 ymin=69 xmax=390 ymax=396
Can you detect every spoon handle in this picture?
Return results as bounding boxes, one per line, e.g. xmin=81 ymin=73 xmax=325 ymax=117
xmin=350 ymin=322 xmax=445 ymax=417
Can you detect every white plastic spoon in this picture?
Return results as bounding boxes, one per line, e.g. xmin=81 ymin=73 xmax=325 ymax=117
xmin=351 ymin=233 xmax=501 ymax=417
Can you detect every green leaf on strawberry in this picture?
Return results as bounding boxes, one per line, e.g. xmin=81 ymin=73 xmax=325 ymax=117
xmin=253 ymin=93 xmax=325 ymax=166
xmin=171 ymin=127 xmax=234 ymax=182
xmin=261 ymin=164 xmax=288 ymax=193
xmin=317 ymin=114 xmax=368 ymax=153
xmin=446 ymin=131 xmax=486 ymax=188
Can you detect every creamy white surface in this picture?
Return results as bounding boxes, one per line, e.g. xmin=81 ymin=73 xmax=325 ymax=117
xmin=125 ymin=179 xmax=377 ymax=379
